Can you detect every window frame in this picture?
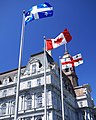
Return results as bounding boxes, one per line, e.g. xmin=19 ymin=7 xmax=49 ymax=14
xmin=32 ymin=64 xmax=36 ymax=74
xmin=1 ymin=103 xmax=6 ymax=115
xmin=37 ymin=78 xmax=41 ymax=86
xmin=36 ymin=93 xmax=42 ymax=108
xmin=26 ymin=95 xmax=32 ymax=110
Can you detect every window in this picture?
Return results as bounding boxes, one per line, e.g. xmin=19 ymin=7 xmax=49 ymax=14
xmin=80 ymin=101 xmax=83 ymax=107
xmin=36 ymin=93 xmax=42 ymax=107
xmin=35 ymin=116 xmax=42 ymax=120
xmin=37 ymin=78 xmax=41 ymax=86
xmin=32 ymin=64 xmax=36 ymax=74
xmin=27 ymin=81 xmax=31 ymax=88
xmin=24 ymin=70 xmax=30 ymax=75
xmin=24 ymin=117 xmax=32 ymax=120
xmin=26 ymin=95 xmax=32 ymax=110
xmin=65 ymin=68 xmax=69 ymax=72
xmin=3 ymin=89 xmax=7 ymax=97
xmin=1 ymin=103 xmax=6 ymax=115
xmin=8 ymin=77 xmax=13 ymax=82
xmin=36 ymin=118 xmax=42 ymax=120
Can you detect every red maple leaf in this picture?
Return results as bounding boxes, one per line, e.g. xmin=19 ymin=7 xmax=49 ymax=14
xmin=54 ymin=37 xmax=63 ymax=44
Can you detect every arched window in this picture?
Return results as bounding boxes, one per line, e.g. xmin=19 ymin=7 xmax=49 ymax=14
xmin=8 ymin=76 xmax=13 ymax=82
xmin=36 ymin=93 xmax=42 ymax=108
xmin=26 ymin=94 xmax=32 ymax=110
xmin=29 ymin=58 xmax=42 ymax=75
xmin=23 ymin=117 xmax=32 ymax=120
xmin=35 ymin=116 xmax=42 ymax=120
xmin=37 ymin=119 xmax=42 ymax=120
xmin=30 ymin=64 xmax=36 ymax=74
xmin=3 ymin=89 xmax=7 ymax=97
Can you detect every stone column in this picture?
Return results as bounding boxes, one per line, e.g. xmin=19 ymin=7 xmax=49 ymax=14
xmin=23 ymin=95 xmax=25 ymax=111
xmin=0 ymin=104 xmax=2 ymax=116
xmin=32 ymin=94 xmax=35 ymax=109
xmin=84 ymin=110 xmax=88 ymax=120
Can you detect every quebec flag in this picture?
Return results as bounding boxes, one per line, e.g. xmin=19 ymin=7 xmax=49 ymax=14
xmin=25 ymin=2 xmax=53 ymax=24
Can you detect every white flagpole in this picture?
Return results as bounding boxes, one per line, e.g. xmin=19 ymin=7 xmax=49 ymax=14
xmin=59 ymin=57 xmax=65 ymax=120
xmin=43 ymin=36 xmax=47 ymax=120
xmin=14 ymin=10 xmax=25 ymax=120
xmin=65 ymin=43 xmax=67 ymax=52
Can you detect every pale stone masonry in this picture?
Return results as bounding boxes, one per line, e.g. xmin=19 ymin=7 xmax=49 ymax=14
xmin=0 ymin=51 xmax=95 ymax=120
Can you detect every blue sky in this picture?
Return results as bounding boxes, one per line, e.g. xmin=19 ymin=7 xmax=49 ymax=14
xmin=0 ymin=0 xmax=96 ymax=104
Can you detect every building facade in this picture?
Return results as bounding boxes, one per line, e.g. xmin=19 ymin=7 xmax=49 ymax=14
xmin=62 ymin=51 xmax=96 ymax=120
xmin=0 ymin=51 xmax=95 ymax=120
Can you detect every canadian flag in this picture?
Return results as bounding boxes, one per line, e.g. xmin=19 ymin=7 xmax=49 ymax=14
xmin=61 ymin=53 xmax=83 ymax=69
xmin=46 ymin=29 xmax=72 ymax=50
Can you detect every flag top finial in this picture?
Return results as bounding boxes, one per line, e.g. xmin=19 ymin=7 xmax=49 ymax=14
xmin=23 ymin=10 xmax=25 ymax=14
xmin=43 ymin=36 xmax=46 ymax=40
